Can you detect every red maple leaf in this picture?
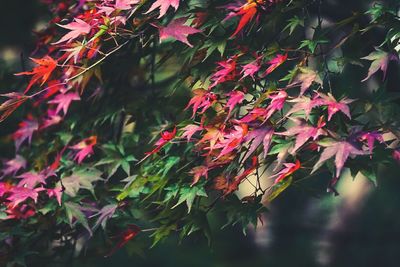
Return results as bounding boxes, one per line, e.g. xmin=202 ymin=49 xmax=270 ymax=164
xmin=15 ymin=56 xmax=57 ymax=93
xmin=264 ymin=53 xmax=288 ymax=75
xmin=105 ymin=224 xmax=141 ymax=257
xmin=272 ymin=160 xmax=301 ymax=184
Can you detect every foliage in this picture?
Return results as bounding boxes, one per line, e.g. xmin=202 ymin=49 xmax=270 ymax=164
xmin=1 ymin=0 xmax=400 ymax=265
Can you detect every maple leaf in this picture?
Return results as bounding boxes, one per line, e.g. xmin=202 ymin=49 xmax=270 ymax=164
xmin=185 ymin=89 xmax=216 ymax=117
xmin=198 ymin=127 xmax=225 ymax=152
xmin=216 ymin=124 xmax=248 ymax=158
xmin=181 ymin=124 xmax=203 ymax=141
xmin=0 ymin=93 xmax=29 ymax=122
xmin=15 ymin=56 xmax=57 ymax=93
xmin=358 ymin=131 xmax=383 ymax=158
xmin=264 ymin=54 xmax=288 ymax=75
xmin=47 ymin=185 xmax=63 ymax=206
xmin=70 ymin=136 xmax=97 ymax=164
xmin=62 ymin=167 xmax=103 ymax=197
xmin=289 ymin=67 xmax=322 ymax=95
xmin=272 ymin=160 xmax=301 ymax=184
xmin=243 ymin=127 xmax=274 ymax=161
xmin=13 ymin=117 xmax=39 ymax=151
xmin=312 ymin=140 xmax=367 ymax=178
xmin=318 ymin=93 xmax=354 ymax=121
xmin=189 ymin=166 xmax=208 ymax=186
xmin=16 ymin=172 xmax=47 ymax=189
xmin=0 ymin=182 xmax=13 ymax=197
xmin=277 ymin=118 xmax=326 ymax=153
xmin=91 ymin=203 xmax=118 ymax=231
xmin=145 ymin=0 xmax=180 ymax=18
xmin=230 ymin=1 xmax=258 ymax=37
xmin=105 ymin=224 xmax=141 ymax=257
xmin=115 ymin=0 xmax=140 ymax=10
xmin=146 ymin=127 xmax=176 ymax=156
xmin=286 ymin=95 xmax=324 ymax=119
xmin=53 ymin=18 xmax=91 ymax=44
xmin=223 ymin=156 xmax=258 ymax=195
xmin=210 ymin=57 xmax=237 ymax=88
xmin=226 ymin=90 xmax=245 ymax=116
xmin=40 ymin=109 xmax=63 ymax=129
xmin=7 ymin=187 xmax=44 ymax=208
xmin=5 ymin=204 xmax=36 ymax=220
xmin=48 ymin=91 xmax=81 ymax=115
xmin=159 ymin=18 xmax=201 ymax=47
xmin=240 ymin=61 xmax=260 ymax=80
xmin=361 ymin=50 xmax=398 ymax=82
xmin=1 ymin=155 xmax=26 ymax=178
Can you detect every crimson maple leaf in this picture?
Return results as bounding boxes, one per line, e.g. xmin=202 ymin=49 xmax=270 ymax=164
xmin=185 ymin=89 xmax=216 ymax=117
xmin=264 ymin=54 xmax=288 ymax=75
xmin=48 ymin=91 xmax=81 ymax=115
xmin=15 ymin=56 xmax=57 ymax=93
xmin=272 ymin=160 xmax=301 ymax=184
xmin=159 ymin=18 xmax=201 ymax=47
xmin=105 ymin=224 xmax=141 ymax=257
xmin=312 ymin=140 xmax=367 ymax=178
xmin=145 ymin=0 xmax=180 ymax=18
xmin=7 ymin=187 xmax=44 ymax=208
xmin=210 ymin=57 xmax=237 ymax=88
xmin=70 ymin=136 xmax=97 ymax=163
xmin=53 ymin=18 xmax=91 ymax=44
xmin=47 ymin=185 xmax=63 ymax=206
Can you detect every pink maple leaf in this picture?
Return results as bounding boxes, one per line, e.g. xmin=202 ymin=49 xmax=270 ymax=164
xmin=181 ymin=124 xmax=203 ymax=142
xmin=16 ymin=172 xmax=47 ymax=189
xmin=358 ymin=131 xmax=384 ymax=158
xmin=7 ymin=187 xmax=44 ymax=208
xmin=264 ymin=54 xmax=288 ymax=75
xmin=48 ymin=92 xmax=81 ymax=115
xmin=226 ymin=90 xmax=245 ymax=116
xmin=47 ymin=185 xmax=63 ymax=206
xmin=240 ymin=61 xmax=260 ymax=80
xmin=286 ymin=94 xmax=325 ymax=119
xmin=145 ymin=0 xmax=180 ymax=18
xmin=115 ymin=0 xmax=140 ymax=10
xmin=41 ymin=109 xmax=63 ymax=129
xmin=159 ymin=18 xmax=201 ymax=47
xmin=53 ymin=18 xmax=91 ymax=44
xmin=184 ymin=89 xmax=217 ymax=118
xmin=210 ymin=57 xmax=237 ymax=88
xmin=0 ymin=182 xmax=13 ymax=197
xmin=70 ymin=136 xmax=97 ymax=164
xmin=264 ymin=90 xmax=288 ymax=120
xmin=215 ymin=124 xmax=248 ymax=158
xmin=277 ymin=118 xmax=326 ymax=153
xmin=318 ymin=93 xmax=354 ymax=121
xmin=13 ymin=117 xmax=39 ymax=151
xmin=243 ymin=127 xmax=274 ymax=161
xmin=361 ymin=50 xmax=398 ymax=82
xmin=1 ymin=155 xmax=26 ymax=178
xmin=312 ymin=140 xmax=366 ymax=178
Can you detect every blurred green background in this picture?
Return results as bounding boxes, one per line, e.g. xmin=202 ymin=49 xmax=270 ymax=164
xmin=1 ymin=1 xmax=400 ymax=267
